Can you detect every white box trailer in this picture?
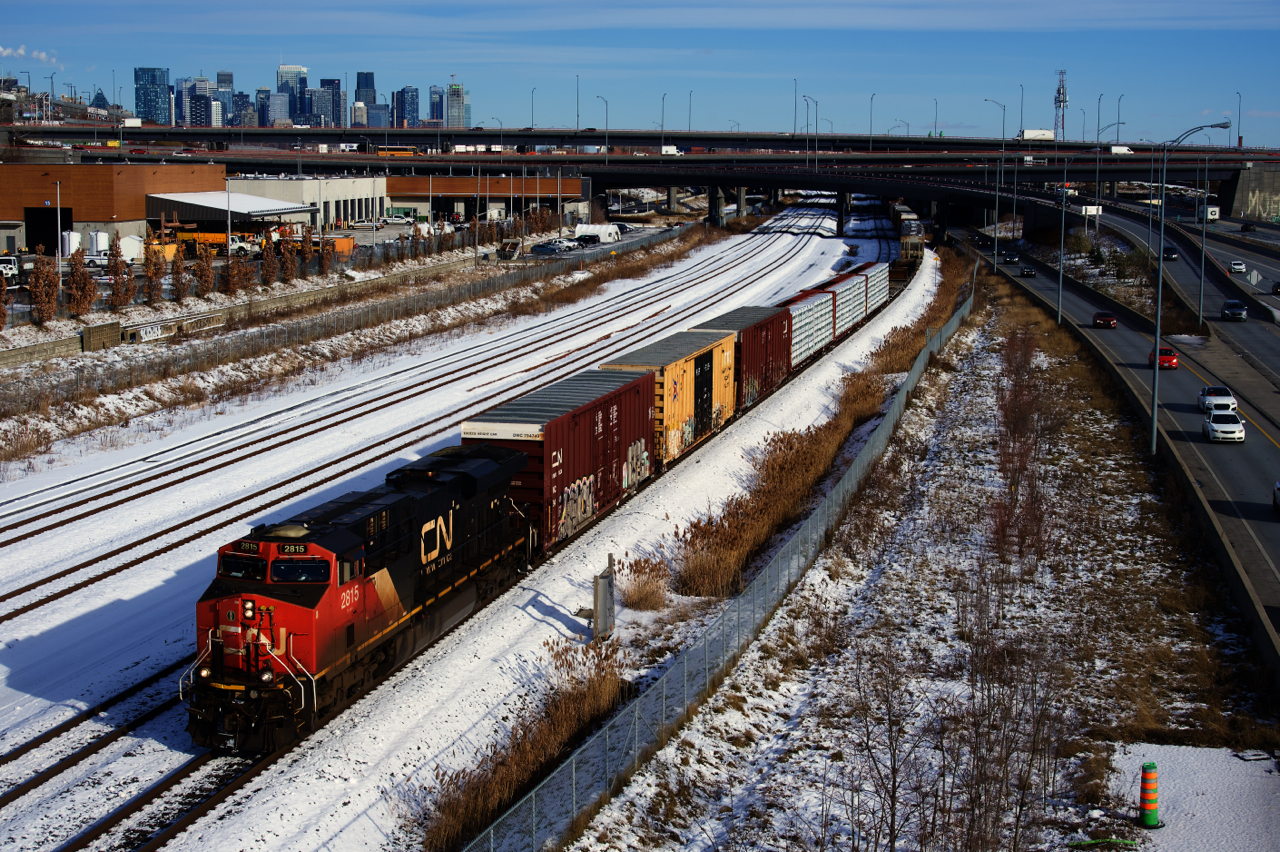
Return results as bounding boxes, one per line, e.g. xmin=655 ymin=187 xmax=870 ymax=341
xmin=574 ymin=223 xmax=621 ymax=243
xmin=1197 ymin=205 xmax=1220 ymax=222
xmin=1016 ymin=129 xmax=1054 ymax=141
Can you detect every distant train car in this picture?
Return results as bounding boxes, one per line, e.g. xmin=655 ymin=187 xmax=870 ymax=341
xmin=777 ymin=291 xmax=835 ymax=369
xmin=690 ymin=307 xmax=792 ymax=411
xmin=461 ymin=370 xmax=655 ymax=551
xmin=600 ymin=331 xmax=736 ymax=465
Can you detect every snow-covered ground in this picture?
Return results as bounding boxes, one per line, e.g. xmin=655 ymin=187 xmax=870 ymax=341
xmin=0 ymin=207 xmax=942 ymax=850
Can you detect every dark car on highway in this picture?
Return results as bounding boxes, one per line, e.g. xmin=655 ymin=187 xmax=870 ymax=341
xmin=1221 ymin=299 xmax=1248 ymax=322
xmin=1241 ymin=223 xmax=1258 ymax=233
xmin=1019 ymin=266 xmax=1036 ymax=277
xmin=1162 ymin=245 xmax=1178 ymax=261
xmin=1092 ymin=311 xmax=1118 ymax=329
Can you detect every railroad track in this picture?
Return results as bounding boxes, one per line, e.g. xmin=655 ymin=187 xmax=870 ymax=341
xmin=0 ymin=209 xmax=834 ymax=629
xmin=0 ymin=211 xmax=839 ymax=847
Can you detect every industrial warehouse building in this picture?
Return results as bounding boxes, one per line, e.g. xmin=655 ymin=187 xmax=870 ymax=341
xmin=227 ymin=175 xmax=388 ymax=229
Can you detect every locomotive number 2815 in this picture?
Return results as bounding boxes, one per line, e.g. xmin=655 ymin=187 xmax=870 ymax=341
xmin=340 ymin=585 xmax=361 ymax=610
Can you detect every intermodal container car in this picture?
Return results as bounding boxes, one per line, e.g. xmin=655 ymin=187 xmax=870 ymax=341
xmin=690 ymin=306 xmax=792 ymax=410
xmin=778 ymin=291 xmax=835 ymax=368
xmin=816 ymin=272 xmax=869 ymax=337
xmin=599 ymin=331 xmax=736 ymax=465
xmin=852 ymin=262 xmax=891 ymax=314
xmin=460 ymin=370 xmax=655 ymax=550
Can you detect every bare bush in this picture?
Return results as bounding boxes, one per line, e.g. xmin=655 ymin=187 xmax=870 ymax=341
xmin=66 ymin=248 xmax=96 ymax=317
xmin=280 ymin=238 xmax=297 ymax=285
xmin=107 ymin=231 xmax=135 ymax=311
xmin=261 ymin=241 xmax=279 ymax=286
xmin=27 ymin=246 xmax=59 ymax=325
xmin=193 ymin=244 xmax=216 ymax=298
xmin=169 ymin=250 xmax=189 ymax=303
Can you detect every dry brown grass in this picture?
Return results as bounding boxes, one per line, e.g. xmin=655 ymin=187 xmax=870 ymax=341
xmin=416 ymin=636 xmax=627 ymax=852
xmin=672 ymin=250 xmax=969 ymax=597
xmin=617 ymin=555 xmax=670 ymax=611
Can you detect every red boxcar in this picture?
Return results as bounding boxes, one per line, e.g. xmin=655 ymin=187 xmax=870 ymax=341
xmin=461 ymin=370 xmax=655 ymax=551
xmin=690 ymin=306 xmax=792 ymax=410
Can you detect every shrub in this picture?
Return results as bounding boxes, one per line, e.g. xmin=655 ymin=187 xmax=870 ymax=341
xmin=27 ymin=246 xmax=60 ymax=325
xmin=193 ymin=244 xmax=216 ymax=298
xmin=280 ymin=238 xmax=297 ymax=285
xmin=107 ymin=232 xmax=135 ymax=310
xmin=261 ymin=241 xmax=279 ymax=286
xmin=66 ymin=248 xmax=96 ymax=317
xmin=169 ymin=250 xmax=189 ymax=303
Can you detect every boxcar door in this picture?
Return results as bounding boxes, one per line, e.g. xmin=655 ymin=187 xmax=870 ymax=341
xmin=694 ymin=350 xmax=714 ymax=437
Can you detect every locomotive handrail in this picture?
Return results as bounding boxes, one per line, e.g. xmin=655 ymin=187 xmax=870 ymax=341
xmin=178 ymin=629 xmax=214 ymax=701
xmin=286 ymin=633 xmax=318 ymax=714
xmin=258 ymin=634 xmax=308 ymax=712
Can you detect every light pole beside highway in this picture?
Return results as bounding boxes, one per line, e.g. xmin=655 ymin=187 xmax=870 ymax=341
xmin=1117 ymin=94 xmax=1124 ymax=144
xmin=688 ymin=90 xmax=692 ymax=133
xmin=896 ymin=118 xmax=909 ymax=137
xmin=1237 ymin=91 xmax=1242 ymax=147
xmin=1149 ymin=120 xmax=1233 ymax=456
xmin=807 ymin=95 xmax=818 ymax=170
xmin=1095 ymin=120 xmax=1125 ymax=232
xmin=491 ymin=117 xmax=503 ymax=165
xmin=984 ymin=98 xmax=1006 ymax=264
xmin=1197 ymin=149 xmax=1222 ymax=327
xmin=531 ymin=87 xmax=536 ymax=128
xmin=792 ymin=79 xmax=797 ymax=137
xmin=802 ymin=96 xmax=811 ymax=168
xmin=1018 ymin=83 xmax=1024 ymax=137
xmin=660 ymin=92 xmax=667 ymax=154
xmin=1057 ymin=154 xmax=1080 ymax=325
xmin=869 ymin=93 xmax=875 ymax=152
xmin=596 ymin=95 xmax=608 ymax=165
xmin=933 ymin=98 xmax=938 ymax=137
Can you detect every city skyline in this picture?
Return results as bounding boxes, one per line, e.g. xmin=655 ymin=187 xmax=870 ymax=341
xmin=2 ymin=2 xmax=1278 ymax=145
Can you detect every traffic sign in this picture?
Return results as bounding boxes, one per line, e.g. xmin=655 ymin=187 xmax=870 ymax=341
xmin=1248 ymin=270 xmax=1262 ymax=287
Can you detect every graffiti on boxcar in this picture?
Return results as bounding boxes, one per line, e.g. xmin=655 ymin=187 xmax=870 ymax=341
xmin=556 ymin=474 xmax=596 ymax=541
xmin=622 ymin=439 xmax=651 ymax=490
xmin=667 ymin=414 xmax=697 ymax=457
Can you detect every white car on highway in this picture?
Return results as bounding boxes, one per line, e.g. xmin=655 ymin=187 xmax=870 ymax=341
xmin=1229 ymin=260 xmax=1247 ymax=273
xmin=1203 ymin=411 xmax=1245 ymax=443
xmin=1198 ymin=386 xmax=1238 ymax=413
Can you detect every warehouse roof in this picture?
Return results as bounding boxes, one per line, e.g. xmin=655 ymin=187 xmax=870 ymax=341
xmin=146 ymin=191 xmax=318 ymax=221
xmin=600 ymin=331 xmax=732 ymax=369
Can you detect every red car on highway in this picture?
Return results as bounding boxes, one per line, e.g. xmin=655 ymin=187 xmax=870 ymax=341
xmin=1149 ymin=347 xmax=1179 ymax=369
xmin=1092 ymin=311 xmax=1117 ymax=328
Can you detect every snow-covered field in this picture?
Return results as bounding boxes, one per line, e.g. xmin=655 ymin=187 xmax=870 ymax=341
xmin=0 ymin=206 xmax=944 ymax=850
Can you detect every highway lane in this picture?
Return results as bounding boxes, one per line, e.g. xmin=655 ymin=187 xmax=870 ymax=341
xmin=987 ymin=250 xmax=1280 ymax=626
xmin=1098 ymin=208 xmax=1280 ymax=383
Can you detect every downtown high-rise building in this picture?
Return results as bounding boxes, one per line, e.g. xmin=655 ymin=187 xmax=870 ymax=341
xmin=133 ymin=67 xmax=170 ymax=125
xmin=233 ymin=91 xmax=255 ymax=127
xmin=355 ymin=71 xmax=376 ymax=113
xmin=320 ymin=78 xmax=346 ymax=129
xmin=351 ymin=101 xmax=367 ymax=128
xmin=426 ymin=85 xmax=444 ymax=128
xmin=446 ymin=82 xmax=469 ymax=129
xmin=255 ymin=87 xmax=272 ymax=126
xmin=276 ymin=64 xmax=308 ymax=120
xmin=366 ymin=103 xmax=389 ymax=129
xmin=215 ymin=70 xmax=234 ymax=126
xmin=267 ymin=92 xmax=291 ymax=126
xmin=393 ymin=86 xmax=419 ymax=128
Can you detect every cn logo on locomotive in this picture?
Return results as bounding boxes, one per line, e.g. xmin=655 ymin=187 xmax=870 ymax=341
xmin=420 ymin=511 xmax=454 ymax=564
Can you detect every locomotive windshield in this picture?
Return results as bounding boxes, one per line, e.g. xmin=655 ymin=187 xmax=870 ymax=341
xmin=271 ymin=559 xmax=331 ymax=583
xmin=218 ymin=554 xmax=267 ymax=580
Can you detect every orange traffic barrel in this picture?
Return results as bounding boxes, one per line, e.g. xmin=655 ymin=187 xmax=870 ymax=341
xmin=1140 ymin=762 xmax=1159 ymax=828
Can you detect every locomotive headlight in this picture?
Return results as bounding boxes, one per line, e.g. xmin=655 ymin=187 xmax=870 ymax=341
xmin=259 ymin=668 xmax=274 ymax=683
xmin=197 ymin=667 xmax=212 ymax=679
xmin=242 ymin=599 xmax=256 ymax=621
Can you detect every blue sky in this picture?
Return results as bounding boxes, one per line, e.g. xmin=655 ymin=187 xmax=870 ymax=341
xmin=4 ymin=1 xmax=1278 ymax=146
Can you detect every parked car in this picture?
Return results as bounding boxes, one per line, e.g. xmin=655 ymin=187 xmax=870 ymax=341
xmin=381 ymin=215 xmax=412 ymax=225
xmin=1198 ymin=386 xmax=1238 ymax=412
xmin=1221 ymin=299 xmax=1248 ymax=321
xmin=574 ymin=234 xmax=601 ymax=246
xmin=350 ymin=220 xmax=384 ymax=230
xmin=1092 ymin=311 xmax=1118 ymax=329
xmin=530 ymin=242 xmax=561 ymax=256
xmin=83 ymin=254 xmax=111 ymax=268
xmin=1203 ymin=411 xmax=1245 ymax=443
xmin=1019 ymin=266 xmax=1036 ymax=277
xmin=615 ymin=223 xmax=634 ymax=233
xmin=1230 ymin=260 xmax=1247 ymax=273
xmin=1149 ymin=347 xmax=1179 ymax=369
xmin=1242 ymin=223 xmax=1258 ymax=233
xmin=551 ymin=238 xmax=580 ymax=251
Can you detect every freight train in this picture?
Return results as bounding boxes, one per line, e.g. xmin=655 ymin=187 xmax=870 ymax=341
xmin=184 ymin=261 xmax=892 ymax=751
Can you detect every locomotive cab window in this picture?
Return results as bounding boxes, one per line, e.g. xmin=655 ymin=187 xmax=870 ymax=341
xmin=339 ymin=558 xmax=359 ymax=584
xmin=270 ymin=559 xmax=331 ymax=583
xmin=218 ymin=553 xmax=267 ymax=581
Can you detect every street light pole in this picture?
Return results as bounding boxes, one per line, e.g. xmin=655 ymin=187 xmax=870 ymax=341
xmin=1019 ymin=83 xmax=1024 ymax=137
xmin=792 ymin=79 xmax=797 ymax=137
xmin=802 ymin=97 xmax=811 ymax=168
xmin=492 ymin=117 xmax=503 ymax=165
xmin=933 ymin=98 xmax=938 ymax=137
xmin=380 ymin=94 xmax=389 ymax=150
xmin=1117 ymin=94 xmax=1124 ymax=144
xmin=1237 ymin=91 xmax=1242 ymax=147
xmin=531 ymin=87 xmax=536 ymax=128
xmin=597 ymin=95 xmax=608 ymax=165
xmin=1150 ymin=119 xmax=1232 ymax=455
xmin=1080 ymin=108 xmax=1085 ymax=142
xmin=660 ymin=92 xmax=667 ymax=153
xmin=55 ymin=180 xmax=62 ymax=294
xmin=1058 ymin=155 xmax=1079 ymax=324
xmin=575 ymin=75 xmax=579 ymax=132
xmin=896 ymin=118 xmax=909 ymax=137
xmin=869 ymin=93 xmax=875 ymax=152
xmin=688 ymin=90 xmax=692 ymax=133
xmin=808 ymin=96 xmax=818 ymax=170
xmin=984 ymin=98 xmax=1006 ymax=263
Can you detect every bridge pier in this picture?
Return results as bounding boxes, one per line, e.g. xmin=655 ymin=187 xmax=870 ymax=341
xmin=736 ymin=187 xmax=746 ymax=219
xmin=837 ymin=192 xmax=849 ymax=236
xmin=667 ymin=186 xmax=678 ymax=214
xmin=709 ymin=186 xmax=725 ymax=227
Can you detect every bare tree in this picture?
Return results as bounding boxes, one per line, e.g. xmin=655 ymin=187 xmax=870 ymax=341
xmin=143 ymin=227 xmax=166 ymax=307
xmin=193 ymin=243 xmax=216 ymax=298
xmin=279 ymin=237 xmax=297 ymax=284
xmin=224 ymin=255 xmax=247 ymax=297
xmin=260 ymin=240 xmax=279 ymax=286
xmin=169 ymin=249 xmax=188 ymax=303
xmin=107 ymin=231 xmax=135 ymax=310
xmin=299 ymin=226 xmax=314 ymax=278
xmin=319 ymin=238 xmax=334 ymax=276
xmin=66 ymin=247 xmax=96 ymax=317
xmin=27 ymin=246 xmax=60 ymax=325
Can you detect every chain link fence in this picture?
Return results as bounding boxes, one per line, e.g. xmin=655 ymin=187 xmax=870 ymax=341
xmin=462 ymin=285 xmax=976 ymax=852
xmin=0 ymin=227 xmax=683 ymax=417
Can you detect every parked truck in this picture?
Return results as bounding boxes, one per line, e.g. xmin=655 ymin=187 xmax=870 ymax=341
xmin=1016 ymin=129 xmax=1054 ymax=141
xmin=176 ymin=232 xmax=263 ymax=256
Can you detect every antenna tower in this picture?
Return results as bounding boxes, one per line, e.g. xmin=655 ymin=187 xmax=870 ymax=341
xmin=1054 ymin=70 xmax=1068 ymax=141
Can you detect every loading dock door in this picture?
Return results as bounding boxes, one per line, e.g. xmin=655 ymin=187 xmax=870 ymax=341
xmin=24 ymin=207 xmax=73 ymax=255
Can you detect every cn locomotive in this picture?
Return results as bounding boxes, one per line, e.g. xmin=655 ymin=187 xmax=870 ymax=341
xmin=184 ymin=444 xmax=533 ymax=751
xmin=185 ymin=261 xmax=894 ymax=752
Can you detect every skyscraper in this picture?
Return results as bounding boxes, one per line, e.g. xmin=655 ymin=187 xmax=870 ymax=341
xmin=351 ymin=101 xmax=367 ymax=128
xmin=446 ymin=82 xmax=469 ymax=129
xmin=255 ymin=87 xmax=272 ymax=127
xmin=320 ymin=78 xmax=345 ymax=129
xmin=393 ymin=86 xmax=419 ymax=128
xmin=366 ymin=103 xmax=389 ymax=129
xmin=307 ymin=87 xmax=338 ymax=127
xmin=188 ymin=93 xmax=212 ymax=127
xmin=429 ymin=85 xmax=444 ymax=123
xmin=233 ymin=91 xmax=254 ymax=127
xmin=215 ymin=70 xmax=234 ymax=126
xmin=173 ymin=76 xmax=193 ymax=125
xmin=267 ymin=92 xmax=291 ymax=126
xmin=133 ymin=67 xmax=170 ymax=124
xmin=276 ymin=64 xmax=308 ymax=120
xmin=355 ymin=71 xmax=376 ymax=113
